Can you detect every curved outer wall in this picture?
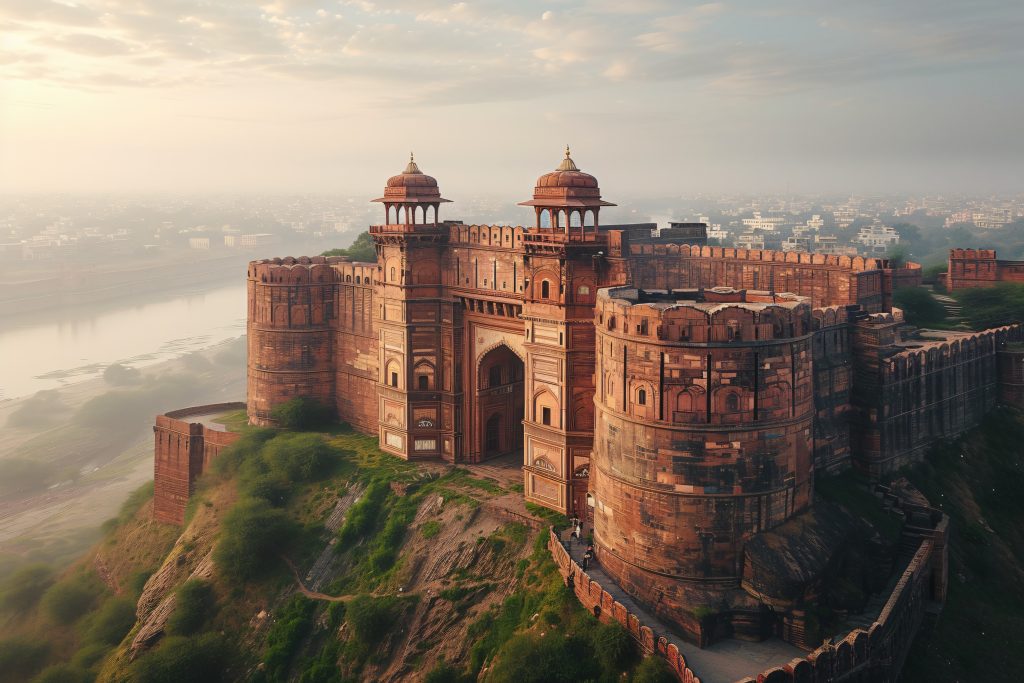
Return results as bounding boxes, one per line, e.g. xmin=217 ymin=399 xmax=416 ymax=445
xmin=590 ymin=288 xmax=815 ymax=624
xmin=247 ymin=257 xmax=338 ymax=425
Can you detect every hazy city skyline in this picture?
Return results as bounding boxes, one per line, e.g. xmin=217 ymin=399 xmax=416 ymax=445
xmin=2 ymin=0 xmax=1022 ymax=196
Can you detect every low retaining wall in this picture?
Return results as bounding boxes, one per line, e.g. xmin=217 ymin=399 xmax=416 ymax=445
xmin=739 ymin=517 xmax=946 ymax=683
xmin=153 ymin=402 xmax=246 ymax=525
xmin=548 ymin=529 xmax=702 ymax=683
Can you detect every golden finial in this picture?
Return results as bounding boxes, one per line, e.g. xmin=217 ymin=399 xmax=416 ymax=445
xmin=557 ymin=144 xmax=578 ymax=172
xmin=404 ymin=152 xmax=421 ymax=174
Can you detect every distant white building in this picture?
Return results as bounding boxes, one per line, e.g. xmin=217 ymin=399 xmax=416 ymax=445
xmin=224 ymin=233 xmax=275 ymax=249
xmin=734 ymin=232 xmax=765 ymax=250
xmin=855 ymin=223 xmax=900 ymax=254
xmin=189 ymin=237 xmax=211 ymax=250
xmin=741 ymin=212 xmax=785 ymax=232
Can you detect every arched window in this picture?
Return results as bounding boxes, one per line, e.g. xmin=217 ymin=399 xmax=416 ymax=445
xmin=489 ymin=364 xmax=502 ymax=388
xmin=418 ymin=375 xmax=428 ymax=391
xmin=637 ymin=389 xmax=647 ymax=406
xmin=390 ymin=267 xmax=397 ymax=282
xmin=726 ymin=393 xmax=739 ymax=411
xmin=541 ymin=280 xmax=550 ymax=299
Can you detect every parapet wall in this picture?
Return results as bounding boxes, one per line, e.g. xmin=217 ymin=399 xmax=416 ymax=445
xmin=153 ymin=403 xmax=245 ymax=525
xmin=548 ymin=530 xmax=703 ymax=683
xmin=946 ymin=248 xmax=1024 ymax=290
xmin=622 ymin=243 xmax=921 ymax=311
xmin=853 ymin=321 xmax=1023 ymax=476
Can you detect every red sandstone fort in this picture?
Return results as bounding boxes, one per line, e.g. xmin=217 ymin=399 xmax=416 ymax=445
xmin=152 ymin=150 xmax=1024 ymax=682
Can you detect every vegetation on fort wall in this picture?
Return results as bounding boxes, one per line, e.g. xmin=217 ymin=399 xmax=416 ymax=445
xmin=902 ymin=408 xmax=1024 ymax=683
xmin=270 ymin=397 xmax=334 ymax=432
xmin=321 ymin=231 xmax=375 ymax=263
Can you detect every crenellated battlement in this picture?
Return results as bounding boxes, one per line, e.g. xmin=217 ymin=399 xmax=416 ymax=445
xmin=596 ymin=286 xmax=812 ymax=343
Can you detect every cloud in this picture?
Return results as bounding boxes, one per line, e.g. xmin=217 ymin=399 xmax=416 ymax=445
xmin=0 ymin=0 xmax=1020 ymax=108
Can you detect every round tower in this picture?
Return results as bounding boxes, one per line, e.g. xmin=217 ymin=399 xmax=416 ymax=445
xmin=590 ymin=286 xmax=815 ymax=621
xmin=246 ymin=256 xmax=341 ymax=425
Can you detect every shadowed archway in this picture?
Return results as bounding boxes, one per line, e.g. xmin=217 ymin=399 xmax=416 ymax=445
xmin=477 ymin=344 xmax=525 ymax=459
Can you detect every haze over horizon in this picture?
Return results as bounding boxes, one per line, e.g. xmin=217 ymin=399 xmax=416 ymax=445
xmin=2 ymin=0 xmax=1022 ymax=197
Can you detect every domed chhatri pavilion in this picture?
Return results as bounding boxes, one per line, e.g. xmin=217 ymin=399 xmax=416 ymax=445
xmin=233 ymin=148 xmax=1018 ymax=657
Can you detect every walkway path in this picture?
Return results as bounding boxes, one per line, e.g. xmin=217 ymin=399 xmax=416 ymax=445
xmin=559 ymin=530 xmax=804 ymax=683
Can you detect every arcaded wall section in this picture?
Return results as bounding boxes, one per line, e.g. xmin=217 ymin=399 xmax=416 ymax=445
xmin=153 ymin=403 xmax=244 ymax=525
xmin=852 ymin=315 xmax=1023 ymax=476
xmin=946 ymin=248 xmax=1024 ymax=290
xmin=590 ymin=287 xmax=815 ymax=631
xmin=247 ymin=257 xmax=340 ymax=426
xmin=621 ymin=243 xmax=920 ymax=312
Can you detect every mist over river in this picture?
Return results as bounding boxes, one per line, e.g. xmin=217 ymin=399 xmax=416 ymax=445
xmin=0 ymin=283 xmax=246 ymax=400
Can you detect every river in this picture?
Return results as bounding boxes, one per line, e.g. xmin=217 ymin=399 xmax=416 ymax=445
xmin=0 ymin=283 xmax=247 ymax=400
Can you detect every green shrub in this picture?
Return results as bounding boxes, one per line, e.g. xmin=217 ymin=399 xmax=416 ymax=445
xmin=953 ymin=282 xmax=1024 ymax=329
xmin=31 ymin=664 xmax=92 ymax=683
xmin=130 ymin=633 xmax=227 ymax=683
xmin=214 ymin=499 xmax=298 ymax=583
xmin=893 ymin=286 xmax=947 ymax=327
xmin=167 ymin=580 xmax=215 ymax=635
xmin=321 ymin=231 xmax=375 ymax=262
xmin=270 ymin=397 xmax=333 ymax=431
xmin=262 ymin=433 xmax=338 ymax=482
xmin=82 ymin=597 xmax=136 ymax=645
xmin=420 ymin=521 xmax=441 ymax=539
xmin=0 ymin=638 xmax=50 ymax=683
xmin=425 ymin=659 xmax=473 ymax=683
xmin=70 ymin=642 xmax=110 ymax=670
xmin=128 ymin=570 xmax=153 ymax=598
xmin=262 ymin=595 xmax=316 ymax=682
xmin=0 ymin=564 xmax=53 ymax=613
xmin=486 ymin=632 xmax=599 ymax=683
xmin=591 ymin=621 xmax=636 ymax=673
xmin=336 ymin=481 xmax=388 ymax=550
xmin=345 ymin=595 xmax=398 ymax=645
xmin=631 ymin=655 xmax=677 ymax=683
xmin=40 ymin=575 xmax=103 ymax=624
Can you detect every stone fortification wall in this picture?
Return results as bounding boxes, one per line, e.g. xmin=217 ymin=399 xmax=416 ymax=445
xmin=548 ymin=530 xmax=703 ymax=683
xmin=247 ymin=257 xmax=340 ymax=425
xmin=809 ymin=306 xmax=854 ymax=474
xmin=945 ymin=248 xmax=1024 ymax=290
xmin=443 ymin=224 xmax=529 ymax=298
xmin=740 ymin=492 xmax=949 ymax=683
xmin=328 ymin=261 xmax=379 ymax=432
xmin=621 ymin=244 xmax=920 ymax=312
xmin=852 ymin=316 xmax=1022 ymax=476
xmin=589 ymin=287 xmax=815 ymax=631
xmin=153 ymin=403 xmax=245 ymax=525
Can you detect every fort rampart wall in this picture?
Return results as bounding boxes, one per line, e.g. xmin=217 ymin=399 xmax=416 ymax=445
xmin=945 ymin=248 xmax=1024 ymax=290
xmin=740 ymin=492 xmax=949 ymax=683
xmin=548 ymin=529 xmax=704 ymax=683
xmin=153 ymin=402 xmax=245 ymax=525
xmin=852 ymin=317 xmax=1023 ymax=476
xmin=619 ymin=243 xmax=920 ymax=312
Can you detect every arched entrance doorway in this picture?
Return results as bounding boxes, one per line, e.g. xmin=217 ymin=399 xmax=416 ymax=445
xmin=477 ymin=345 xmax=525 ymax=459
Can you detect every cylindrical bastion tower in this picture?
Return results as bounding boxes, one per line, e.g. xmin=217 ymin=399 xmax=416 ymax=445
xmin=247 ymin=256 xmax=341 ymax=425
xmin=591 ymin=286 xmax=815 ymax=622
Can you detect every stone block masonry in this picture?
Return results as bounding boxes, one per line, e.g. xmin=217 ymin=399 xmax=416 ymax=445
xmin=152 ymin=403 xmax=245 ymax=525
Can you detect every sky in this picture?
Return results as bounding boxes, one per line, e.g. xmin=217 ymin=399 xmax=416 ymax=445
xmin=1 ymin=0 xmax=1022 ymax=197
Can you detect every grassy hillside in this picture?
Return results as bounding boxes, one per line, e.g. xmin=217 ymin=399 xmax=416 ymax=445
xmin=901 ymin=408 xmax=1024 ymax=683
xmin=1 ymin=417 xmax=676 ymax=683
